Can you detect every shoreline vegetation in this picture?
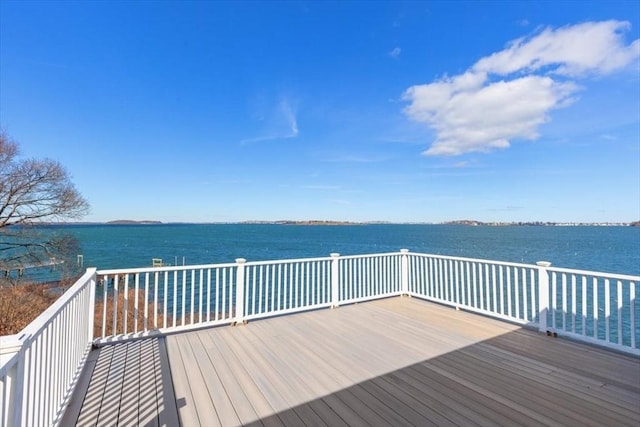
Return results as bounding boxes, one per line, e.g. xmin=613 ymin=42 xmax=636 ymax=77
xmin=0 ymin=279 xmax=78 ymax=335
xmin=0 ymin=282 xmax=164 ymax=337
xmin=0 ymin=284 xmax=59 ymax=335
xmin=42 ymin=219 xmax=640 ymax=226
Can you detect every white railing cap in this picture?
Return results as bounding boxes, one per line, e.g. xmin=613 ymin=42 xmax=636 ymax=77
xmin=0 ymin=334 xmax=23 ymax=353
xmin=0 ymin=334 xmax=24 ymax=367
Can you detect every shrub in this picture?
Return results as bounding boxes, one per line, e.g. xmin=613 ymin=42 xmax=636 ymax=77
xmin=94 ymin=289 xmax=168 ymax=338
xmin=0 ymin=284 xmax=168 ymax=339
xmin=0 ymin=284 xmax=59 ymax=335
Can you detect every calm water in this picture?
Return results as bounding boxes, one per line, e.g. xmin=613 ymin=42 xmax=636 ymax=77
xmin=25 ymin=224 xmax=640 ymax=281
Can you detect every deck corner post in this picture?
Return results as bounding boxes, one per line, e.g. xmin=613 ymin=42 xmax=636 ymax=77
xmin=1 ymin=334 xmax=26 ymax=427
xmin=330 ymin=253 xmax=340 ymax=308
xmin=400 ymin=249 xmax=410 ymax=296
xmin=536 ymin=261 xmax=552 ymax=333
xmin=87 ymin=268 xmax=98 ymax=343
xmin=235 ymin=258 xmax=247 ymax=324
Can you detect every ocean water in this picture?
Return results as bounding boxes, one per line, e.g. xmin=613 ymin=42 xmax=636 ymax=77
xmin=22 ymin=223 xmax=640 ymax=281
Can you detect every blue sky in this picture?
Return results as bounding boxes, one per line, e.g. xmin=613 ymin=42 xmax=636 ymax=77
xmin=1 ymin=1 xmax=639 ymax=223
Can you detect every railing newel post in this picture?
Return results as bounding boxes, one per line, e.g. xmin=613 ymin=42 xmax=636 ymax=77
xmin=234 ymin=259 xmax=247 ymax=325
xmin=400 ymin=249 xmax=409 ymax=296
xmin=14 ymin=339 xmax=26 ymax=427
xmin=87 ymin=268 xmax=97 ymax=344
xmin=537 ymin=261 xmax=552 ymax=333
xmin=1 ymin=334 xmax=26 ymax=427
xmin=330 ymin=253 xmax=340 ymax=308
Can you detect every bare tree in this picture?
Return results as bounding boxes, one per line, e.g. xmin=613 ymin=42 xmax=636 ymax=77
xmin=0 ymin=131 xmax=90 ymax=284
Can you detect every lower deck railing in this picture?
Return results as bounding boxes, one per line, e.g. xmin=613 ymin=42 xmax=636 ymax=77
xmin=1 ymin=250 xmax=638 ymax=426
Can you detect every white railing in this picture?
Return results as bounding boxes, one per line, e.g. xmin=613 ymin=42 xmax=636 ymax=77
xmin=338 ymin=252 xmax=403 ymax=305
xmin=94 ymin=253 xmax=406 ymax=343
xmin=95 ymin=263 xmax=238 ymax=341
xmin=544 ymin=266 xmax=637 ymax=352
xmin=2 ymin=250 xmax=638 ymax=426
xmin=242 ymin=256 xmax=334 ymax=321
xmin=94 ymin=251 xmax=639 ymax=355
xmin=406 ymin=254 xmax=639 ymax=356
xmin=0 ymin=268 xmax=96 ymax=427
xmin=407 ymin=253 xmax=540 ymax=325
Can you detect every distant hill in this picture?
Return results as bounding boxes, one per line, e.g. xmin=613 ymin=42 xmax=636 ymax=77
xmin=106 ymin=220 xmax=163 ymax=225
xmin=243 ymin=219 xmax=392 ymax=226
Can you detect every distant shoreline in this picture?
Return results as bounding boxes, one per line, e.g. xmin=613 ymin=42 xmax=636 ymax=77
xmin=105 ymin=220 xmax=163 ymax=225
xmin=39 ymin=220 xmax=639 ymax=227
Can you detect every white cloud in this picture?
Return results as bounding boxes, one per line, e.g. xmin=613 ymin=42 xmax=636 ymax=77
xmin=241 ymin=97 xmax=299 ymax=144
xmin=474 ymin=20 xmax=640 ymax=77
xmin=279 ymin=99 xmax=299 ymax=137
xmin=408 ymin=75 xmax=578 ymax=155
xmin=403 ymin=20 xmax=640 ymax=156
xmin=389 ymin=47 xmax=401 ymax=58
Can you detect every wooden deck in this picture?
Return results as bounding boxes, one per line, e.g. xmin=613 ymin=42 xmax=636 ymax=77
xmin=64 ymin=297 xmax=640 ymax=426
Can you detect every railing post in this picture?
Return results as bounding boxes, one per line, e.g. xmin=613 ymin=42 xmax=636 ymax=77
xmin=87 ymin=268 xmax=97 ymax=343
xmin=0 ymin=335 xmax=25 ymax=427
xmin=235 ymin=258 xmax=246 ymax=325
xmin=537 ymin=261 xmax=552 ymax=333
xmin=401 ymin=249 xmax=409 ymax=296
xmin=331 ymin=253 xmax=340 ymax=308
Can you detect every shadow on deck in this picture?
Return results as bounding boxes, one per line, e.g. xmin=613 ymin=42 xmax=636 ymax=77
xmin=246 ymin=330 xmax=640 ymax=427
xmin=61 ymin=338 xmax=178 ymax=426
xmin=63 ymin=298 xmax=640 ymax=427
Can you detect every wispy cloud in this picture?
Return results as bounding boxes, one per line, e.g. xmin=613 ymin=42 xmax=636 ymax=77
xmin=280 ymin=99 xmax=299 ymax=136
xmin=322 ymin=154 xmax=392 ymax=163
xmin=403 ymin=20 xmax=640 ymax=156
xmin=301 ymin=185 xmax=341 ymax=190
xmin=389 ymin=47 xmax=401 ymax=59
xmin=241 ymin=97 xmax=299 ymax=144
xmin=327 ymin=199 xmax=352 ymax=205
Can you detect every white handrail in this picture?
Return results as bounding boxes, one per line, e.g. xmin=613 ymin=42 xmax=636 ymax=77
xmin=407 ymin=253 xmax=540 ymax=325
xmin=92 ymin=251 xmax=639 ymax=355
xmin=543 ymin=265 xmax=638 ymax=352
xmin=0 ymin=268 xmax=96 ymax=427
xmin=406 ymin=254 xmax=639 ymax=356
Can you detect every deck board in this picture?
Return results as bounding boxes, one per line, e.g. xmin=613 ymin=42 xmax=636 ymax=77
xmin=165 ymin=334 xmax=200 ymax=427
xmin=138 ymin=339 xmax=159 ymax=427
xmin=65 ymin=337 xmax=178 ymax=427
xmin=69 ymin=297 xmax=640 ymax=427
